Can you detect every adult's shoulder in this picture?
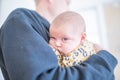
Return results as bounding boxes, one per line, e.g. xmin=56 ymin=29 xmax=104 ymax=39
xmin=1 ymin=8 xmax=50 ymax=42
xmin=7 ymin=8 xmax=48 ymax=24
xmin=1 ymin=8 xmax=43 ymax=29
xmin=9 ymin=8 xmax=34 ymax=15
xmin=6 ymin=8 xmax=37 ymax=21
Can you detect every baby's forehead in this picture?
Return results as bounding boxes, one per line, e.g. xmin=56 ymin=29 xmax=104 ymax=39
xmin=52 ymin=18 xmax=84 ymax=31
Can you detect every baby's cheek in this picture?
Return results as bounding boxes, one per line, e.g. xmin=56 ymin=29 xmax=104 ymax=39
xmin=49 ymin=42 xmax=55 ymax=49
xmin=68 ymin=44 xmax=78 ymax=52
xmin=49 ymin=40 xmax=54 ymax=45
xmin=65 ymin=47 xmax=74 ymax=53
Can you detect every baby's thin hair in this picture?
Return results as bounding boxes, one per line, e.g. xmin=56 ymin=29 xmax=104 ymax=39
xmin=52 ymin=11 xmax=86 ymax=32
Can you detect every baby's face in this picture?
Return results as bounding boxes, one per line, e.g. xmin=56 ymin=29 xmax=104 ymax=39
xmin=49 ymin=24 xmax=82 ymax=55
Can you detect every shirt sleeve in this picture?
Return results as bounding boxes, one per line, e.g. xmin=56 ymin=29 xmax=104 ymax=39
xmin=0 ymin=8 xmax=118 ymax=80
xmin=38 ymin=50 xmax=117 ymax=80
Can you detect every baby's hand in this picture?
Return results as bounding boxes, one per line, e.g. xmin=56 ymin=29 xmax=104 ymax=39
xmin=93 ymin=43 xmax=103 ymax=53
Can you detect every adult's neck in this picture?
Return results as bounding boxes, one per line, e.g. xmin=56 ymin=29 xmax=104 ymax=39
xmin=36 ymin=5 xmax=53 ymax=23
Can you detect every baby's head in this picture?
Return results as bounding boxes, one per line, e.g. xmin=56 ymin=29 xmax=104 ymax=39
xmin=49 ymin=11 xmax=86 ymax=56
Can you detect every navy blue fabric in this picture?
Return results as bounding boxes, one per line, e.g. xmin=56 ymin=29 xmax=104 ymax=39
xmin=0 ymin=8 xmax=118 ymax=80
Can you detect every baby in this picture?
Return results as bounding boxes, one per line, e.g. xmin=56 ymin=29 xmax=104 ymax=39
xmin=49 ymin=11 xmax=96 ymax=67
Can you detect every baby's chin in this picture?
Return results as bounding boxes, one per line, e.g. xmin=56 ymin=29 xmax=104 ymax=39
xmin=59 ymin=51 xmax=71 ymax=56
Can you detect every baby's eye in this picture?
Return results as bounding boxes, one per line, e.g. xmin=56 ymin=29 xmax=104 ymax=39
xmin=50 ymin=37 xmax=56 ymax=41
xmin=50 ymin=37 xmax=55 ymax=39
xmin=63 ymin=38 xmax=69 ymax=41
xmin=64 ymin=38 xmax=68 ymax=40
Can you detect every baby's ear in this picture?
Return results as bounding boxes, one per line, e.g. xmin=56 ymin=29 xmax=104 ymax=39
xmin=80 ymin=32 xmax=86 ymax=43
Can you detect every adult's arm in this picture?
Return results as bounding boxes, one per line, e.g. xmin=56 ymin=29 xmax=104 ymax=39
xmin=0 ymin=8 xmax=117 ymax=80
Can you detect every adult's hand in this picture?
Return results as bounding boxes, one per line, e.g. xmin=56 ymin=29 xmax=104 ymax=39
xmin=94 ymin=43 xmax=103 ymax=53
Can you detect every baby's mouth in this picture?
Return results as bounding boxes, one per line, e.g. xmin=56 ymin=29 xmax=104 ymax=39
xmin=58 ymin=50 xmax=70 ymax=56
xmin=57 ymin=50 xmax=65 ymax=56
